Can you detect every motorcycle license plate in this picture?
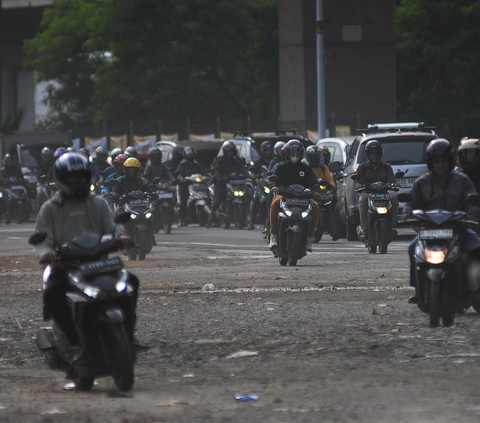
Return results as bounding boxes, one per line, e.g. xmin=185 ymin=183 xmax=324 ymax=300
xmin=419 ymin=229 xmax=453 ymax=240
xmin=78 ymin=257 xmax=124 ymax=276
xmin=286 ymin=198 xmax=310 ymax=206
xmin=157 ymin=193 xmax=173 ymax=199
xmin=320 ymin=194 xmax=331 ymax=201
xmin=370 ymin=194 xmax=390 ymax=200
xmin=130 ymin=200 xmax=150 ymax=206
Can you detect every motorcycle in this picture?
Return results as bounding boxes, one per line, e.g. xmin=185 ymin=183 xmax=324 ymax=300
xmin=108 ymin=181 xmax=156 ymax=261
xmin=352 ymin=173 xmax=402 ymax=254
xmin=313 ymin=179 xmax=336 ymax=243
xmin=3 ymin=177 xmax=30 ymax=224
xmin=182 ymin=174 xmax=211 ymax=226
xmin=250 ymin=166 xmax=271 ymax=227
xmin=271 ymin=183 xmax=314 ymax=266
xmin=29 ymin=213 xmax=137 ymax=391
xmin=399 ymin=192 xmax=480 ymax=327
xmin=152 ymin=181 xmax=175 ymax=234
xmin=207 ymin=172 xmax=248 ymax=229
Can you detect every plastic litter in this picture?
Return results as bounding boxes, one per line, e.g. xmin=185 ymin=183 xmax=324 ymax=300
xmin=226 ymin=350 xmax=259 ymax=359
xmin=235 ymin=394 xmax=259 ymax=402
xmin=202 ymin=283 xmax=215 ymax=291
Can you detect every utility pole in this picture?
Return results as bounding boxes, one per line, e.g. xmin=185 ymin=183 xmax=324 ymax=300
xmin=316 ymin=0 xmax=326 ymax=139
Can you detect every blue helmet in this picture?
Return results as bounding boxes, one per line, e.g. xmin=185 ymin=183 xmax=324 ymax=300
xmin=54 ymin=153 xmax=92 ymax=197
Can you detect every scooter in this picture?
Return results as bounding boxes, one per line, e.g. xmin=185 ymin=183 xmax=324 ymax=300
xmin=399 ymin=192 xmax=480 ymax=327
xmin=313 ymin=179 xmax=336 ymax=243
xmin=183 ymin=174 xmax=211 ymax=226
xmin=271 ymin=184 xmax=314 ymax=266
xmin=29 ymin=213 xmax=137 ymax=391
xmin=352 ymin=173 xmax=401 ymax=254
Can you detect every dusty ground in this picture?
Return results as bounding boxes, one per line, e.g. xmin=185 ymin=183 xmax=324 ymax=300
xmin=2 ymin=244 xmax=480 ymax=422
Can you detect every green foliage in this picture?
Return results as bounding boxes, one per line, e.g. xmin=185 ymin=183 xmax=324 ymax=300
xmin=24 ymin=0 xmax=279 ymax=129
xmin=396 ymin=0 xmax=480 ymax=143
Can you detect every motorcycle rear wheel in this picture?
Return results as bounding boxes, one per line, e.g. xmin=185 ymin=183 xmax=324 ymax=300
xmin=313 ymin=211 xmax=326 ymax=243
xmin=279 ymin=257 xmax=288 ymax=266
xmin=163 ymin=207 xmax=173 ymax=234
xmin=97 ymin=323 xmax=134 ymax=392
xmin=378 ymin=221 xmax=389 ymax=254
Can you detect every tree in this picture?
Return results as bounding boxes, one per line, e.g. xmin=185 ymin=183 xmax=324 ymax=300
xmin=24 ymin=0 xmax=279 ymax=129
xmin=396 ymin=0 xmax=480 ymax=143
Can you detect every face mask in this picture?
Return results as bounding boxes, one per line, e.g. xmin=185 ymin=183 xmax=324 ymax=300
xmin=290 ymin=156 xmax=299 ymax=164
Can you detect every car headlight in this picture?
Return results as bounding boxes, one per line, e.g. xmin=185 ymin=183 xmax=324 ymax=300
xmin=145 ymin=212 xmax=152 ymax=218
xmin=425 ymin=249 xmax=446 ymax=264
xmin=130 ymin=213 xmax=137 ymax=219
xmin=377 ymin=207 xmax=388 ymax=214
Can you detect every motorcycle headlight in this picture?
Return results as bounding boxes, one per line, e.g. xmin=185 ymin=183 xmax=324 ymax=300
xmin=425 ymin=249 xmax=446 ymax=264
xmin=145 ymin=212 xmax=152 ymax=219
xmin=0 ymin=192 xmax=3 ymax=198
xmin=376 ymin=207 xmax=388 ymax=214
xmin=195 ymin=177 xmax=202 ymax=183
xmin=301 ymin=211 xmax=310 ymax=218
xmin=264 ymin=186 xmax=270 ymax=194
xmin=130 ymin=213 xmax=137 ymax=219
xmin=116 ymin=281 xmax=127 ymax=292
xmin=90 ymin=184 xmax=95 ymax=191
xmin=319 ymin=185 xmax=326 ymax=190
xmin=70 ymin=272 xmax=101 ymax=298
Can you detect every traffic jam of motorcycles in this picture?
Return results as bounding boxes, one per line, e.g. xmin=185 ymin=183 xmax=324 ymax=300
xmin=3 ymin=122 xmax=480 ymax=395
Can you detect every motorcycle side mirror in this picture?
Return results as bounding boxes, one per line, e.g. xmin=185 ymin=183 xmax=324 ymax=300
xmin=467 ymin=194 xmax=480 ymax=206
xmin=398 ymin=192 xmax=413 ymax=203
xmin=351 ymin=174 xmax=361 ymax=181
xmin=28 ymin=232 xmax=47 ymax=246
xmin=394 ymin=171 xmax=405 ymax=179
xmin=328 ymin=161 xmax=341 ymax=173
xmin=114 ymin=212 xmax=131 ymax=224
xmin=261 ymin=165 xmax=268 ymax=171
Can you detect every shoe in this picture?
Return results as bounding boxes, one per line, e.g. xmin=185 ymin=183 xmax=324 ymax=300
xmin=408 ymin=296 xmax=417 ymax=304
xmin=248 ymin=223 xmax=255 ymax=230
xmin=357 ymin=228 xmax=367 ymax=243
xmin=331 ymin=233 xmax=341 ymax=241
xmin=306 ymin=237 xmax=313 ymax=252
xmin=269 ymin=234 xmax=278 ymax=248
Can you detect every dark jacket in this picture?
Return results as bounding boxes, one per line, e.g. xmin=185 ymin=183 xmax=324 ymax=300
xmin=0 ymin=167 xmax=26 ymax=185
xmin=250 ymin=157 xmax=271 ymax=175
xmin=214 ymin=156 xmax=246 ymax=179
xmin=268 ymin=156 xmax=283 ymax=171
xmin=405 ymin=170 xmax=480 ymax=216
xmin=112 ymin=176 xmax=149 ymax=194
xmin=143 ymin=164 xmax=174 ymax=183
xmin=272 ymin=161 xmax=320 ymax=193
xmin=356 ymin=160 xmax=395 ymax=185
xmin=35 ymin=162 xmax=53 ymax=178
xmin=175 ymin=159 xmax=206 ymax=180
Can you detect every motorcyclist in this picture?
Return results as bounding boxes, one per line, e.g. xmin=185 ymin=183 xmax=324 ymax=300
xmin=175 ymin=147 xmax=206 ymax=227
xmin=33 ymin=153 xmax=133 ymax=344
xmin=401 ymin=138 xmax=480 ymax=302
xmin=458 ymin=138 xmax=480 ymax=194
xmin=103 ymin=147 xmax=123 ymax=178
xmin=355 ymin=140 xmax=399 ymax=242
xmin=205 ymin=141 xmax=246 ymax=228
xmin=269 ymin=139 xmax=321 ymax=252
xmin=305 ymin=145 xmax=340 ymax=241
xmin=248 ymin=141 xmax=274 ymax=229
xmin=112 ymin=157 xmax=149 ymax=195
xmin=268 ymin=141 xmax=285 ymax=171
xmin=35 ymin=147 xmax=54 ymax=178
xmin=94 ymin=146 xmax=110 ymax=173
xmin=164 ymin=146 xmax=183 ymax=175
xmin=321 ymin=146 xmax=332 ymax=167
xmin=101 ymin=154 xmax=128 ymax=205
xmin=143 ymin=147 xmax=175 ymax=184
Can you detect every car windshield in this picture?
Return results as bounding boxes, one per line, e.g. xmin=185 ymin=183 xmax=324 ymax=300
xmin=357 ymin=137 xmax=431 ymax=165
xmin=20 ymin=147 xmax=40 ymax=168
xmin=321 ymin=146 xmax=341 ymax=162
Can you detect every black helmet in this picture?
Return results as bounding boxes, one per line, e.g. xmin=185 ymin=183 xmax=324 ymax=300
xmin=124 ymin=146 xmax=138 ymax=158
xmin=305 ymin=145 xmax=323 ymax=167
xmin=41 ymin=147 xmax=54 ymax=164
xmin=171 ymin=146 xmax=184 ymax=161
xmin=110 ymin=147 xmax=123 ymax=161
xmin=222 ymin=141 xmax=237 ymax=156
xmin=426 ymin=138 xmax=455 ymax=171
xmin=3 ymin=153 xmax=17 ymax=168
xmin=283 ymin=139 xmax=305 ymax=165
xmin=148 ymin=147 xmax=162 ymax=165
xmin=274 ymin=141 xmax=285 ymax=157
xmin=183 ymin=146 xmax=196 ymax=161
xmin=78 ymin=148 xmax=90 ymax=159
xmin=54 ymin=153 xmax=92 ymax=198
xmin=260 ymin=141 xmax=274 ymax=160
xmin=365 ymin=140 xmax=383 ymax=164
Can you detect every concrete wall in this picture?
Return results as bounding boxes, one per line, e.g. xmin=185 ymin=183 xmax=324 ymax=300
xmin=279 ymin=0 xmax=396 ymax=136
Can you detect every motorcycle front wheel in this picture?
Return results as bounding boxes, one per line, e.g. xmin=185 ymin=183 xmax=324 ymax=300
xmin=429 ymin=281 xmax=441 ymax=328
xmin=97 ymin=323 xmax=134 ymax=392
xmin=287 ymin=232 xmax=302 ymax=266
xmin=313 ymin=210 xmax=326 ymax=243
xmin=378 ymin=221 xmax=389 ymax=254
